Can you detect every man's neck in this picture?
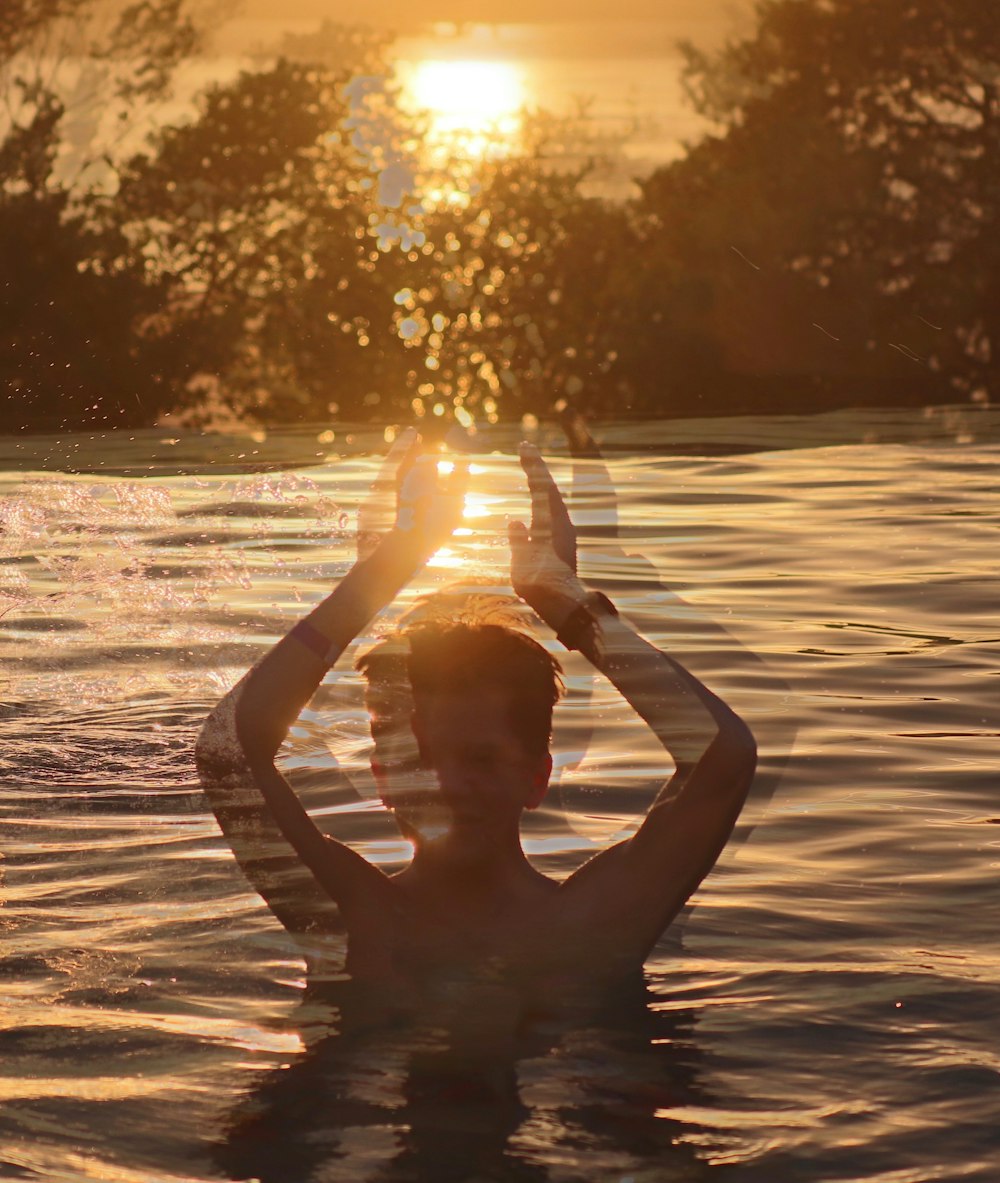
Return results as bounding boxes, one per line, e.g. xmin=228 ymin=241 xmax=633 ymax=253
xmin=401 ymin=836 xmax=547 ymax=913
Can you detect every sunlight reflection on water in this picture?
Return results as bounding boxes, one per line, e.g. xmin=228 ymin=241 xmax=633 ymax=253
xmin=2 ymin=409 xmax=1000 ymax=1182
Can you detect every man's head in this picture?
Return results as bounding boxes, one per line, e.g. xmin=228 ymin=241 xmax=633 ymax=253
xmin=356 ymin=619 xmax=563 ymax=844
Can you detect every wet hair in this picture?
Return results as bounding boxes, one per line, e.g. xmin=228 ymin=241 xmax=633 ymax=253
xmin=356 ymin=619 xmax=563 ymax=758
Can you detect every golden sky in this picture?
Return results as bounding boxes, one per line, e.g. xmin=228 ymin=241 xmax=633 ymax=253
xmin=237 ymin=0 xmax=748 ymax=34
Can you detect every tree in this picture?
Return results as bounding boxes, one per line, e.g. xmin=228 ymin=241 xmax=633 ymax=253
xmin=109 ymin=51 xmax=633 ymax=429
xmin=382 ymin=148 xmax=633 ymax=428
xmin=1 ymin=0 xmax=200 ymax=191
xmin=0 ymin=0 xmax=205 ymax=432
xmin=109 ymin=55 xmax=424 ymax=426
xmin=645 ymin=0 xmax=1000 ymax=405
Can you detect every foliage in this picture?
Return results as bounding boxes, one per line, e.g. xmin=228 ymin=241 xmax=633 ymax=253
xmin=3 ymin=1 xmax=997 ymax=434
xmin=107 ymin=58 xmax=416 ymax=425
xmin=1 ymin=0 xmax=200 ymax=191
xmin=379 ymin=151 xmax=633 ymax=427
xmin=0 ymin=87 xmax=170 ymax=431
xmin=0 ymin=0 xmax=205 ymax=432
xmin=641 ymin=0 xmax=1000 ymax=405
xmin=107 ymin=55 xmax=628 ymax=428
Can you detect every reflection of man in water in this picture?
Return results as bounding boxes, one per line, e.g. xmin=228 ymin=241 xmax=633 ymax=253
xmin=196 ymin=433 xmax=757 ymax=1017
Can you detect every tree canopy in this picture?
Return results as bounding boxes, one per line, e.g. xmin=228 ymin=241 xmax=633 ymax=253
xmin=658 ymin=0 xmax=999 ymax=404
xmin=2 ymin=0 xmax=997 ymax=433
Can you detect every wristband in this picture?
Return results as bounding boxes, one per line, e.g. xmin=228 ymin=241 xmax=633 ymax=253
xmin=290 ymin=619 xmax=336 ymax=665
xmin=555 ymin=591 xmax=618 ymax=651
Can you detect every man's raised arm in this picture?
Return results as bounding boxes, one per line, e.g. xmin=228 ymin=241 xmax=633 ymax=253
xmin=509 ymin=444 xmax=756 ymax=959
xmin=195 ymin=438 xmax=464 ymax=937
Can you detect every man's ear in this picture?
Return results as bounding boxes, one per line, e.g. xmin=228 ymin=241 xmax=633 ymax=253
xmin=524 ymin=753 xmax=553 ymax=811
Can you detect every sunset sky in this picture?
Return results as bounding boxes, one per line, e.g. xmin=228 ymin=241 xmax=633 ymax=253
xmin=236 ymin=0 xmax=750 ymax=36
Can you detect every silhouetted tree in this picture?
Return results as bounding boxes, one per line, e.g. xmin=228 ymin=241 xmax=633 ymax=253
xmin=384 ymin=146 xmax=633 ymax=427
xmin=12 ymin=0 xmax=991 ymax=434
xmin=0 ymin=0 xmax=203 ymax=432
xmin=632 ymin=0 xmax=998 ymax=409
xmin=108 ymin=52 xmax=634 ymax=428
xmin=1 ymin=0 xmax=199 ymax=190
xmin=109 ymin=56 xmax=424 ymax=425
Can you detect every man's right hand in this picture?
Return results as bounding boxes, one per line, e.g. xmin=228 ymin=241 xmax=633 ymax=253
xmin=358 ymin=428 xmax=466 ymax=570
xmin=357 ymin=427 xmax=417 ymax=561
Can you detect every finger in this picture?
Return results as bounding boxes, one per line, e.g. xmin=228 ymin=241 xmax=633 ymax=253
xmin=518 ymin=441 xmax=553 ymax=541
xmin=557 ymin=403 xmax=601 ymax=460
xmin=558 ymin=410 xmax=619 ymax=541
xmin=372 ymin=427 xmax=417 ymax=490
xmin=443 ymin=420 xmax=476 ymax=454
xmin=399 ymin=454 xmax=437 ymax=504
xmin=388 ymin=425 xmax=418 ymax=461
xmin=548 ymin=483 xmax=577 ymax=571
xmin=507 ymin=519 xmax=528 ymax=541
xmin=361 ymin=431 xmax=418 ymax=550
xmin=447 ymin=456 xmax=470 ymax=508
xmin=392 ymin=429 xmax=423 ymax=491
xmin=396 ymin=455 xmax=437 ymax=534
xmin=446 ymin=454 xmax=469 ymax=485
xmin=507 ymin=519 xmax=529 ymax=553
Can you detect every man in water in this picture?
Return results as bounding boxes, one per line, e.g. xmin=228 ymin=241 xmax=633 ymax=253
xmin=196 ymin=436 xmax=756 ymax=1010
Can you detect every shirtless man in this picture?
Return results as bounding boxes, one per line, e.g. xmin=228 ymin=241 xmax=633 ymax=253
xmin=196 ymin=438 xmax=756 ymax=1012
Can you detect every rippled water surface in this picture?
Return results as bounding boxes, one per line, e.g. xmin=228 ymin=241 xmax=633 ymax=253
xmin=2 ymin=408 xmax=999 ymax=1183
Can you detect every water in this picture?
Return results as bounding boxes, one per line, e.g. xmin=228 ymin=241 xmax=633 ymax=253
xmin=2 ymin=406 xmax=999 ymax=1182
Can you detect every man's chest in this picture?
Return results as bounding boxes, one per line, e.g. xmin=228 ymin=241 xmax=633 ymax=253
xmin=343 ymin=887 xmax=584 ymax=981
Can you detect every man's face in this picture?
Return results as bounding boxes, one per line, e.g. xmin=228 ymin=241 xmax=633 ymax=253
xmin=374 ymin=687 xmax=551 ymax=847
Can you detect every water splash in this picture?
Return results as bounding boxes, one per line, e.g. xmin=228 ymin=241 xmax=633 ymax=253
xmin=0 ymin=471 xmax=352 ymax=643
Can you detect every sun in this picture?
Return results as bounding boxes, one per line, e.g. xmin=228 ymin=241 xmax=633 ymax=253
xmin=406 ymin=60 xmax=525 ymax=151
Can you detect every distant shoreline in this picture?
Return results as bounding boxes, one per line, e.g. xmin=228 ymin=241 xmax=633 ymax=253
xmin=209 ymin=16 xmax=745 ymax=59
xmin=1 ymin=405 xmax=992 ymax=477
xmin=228 ymin=6 xmax=753 ymax=40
